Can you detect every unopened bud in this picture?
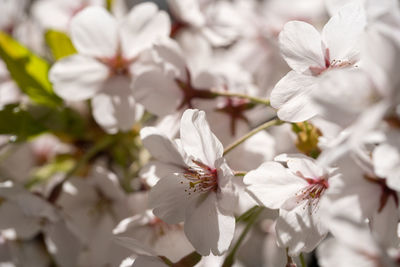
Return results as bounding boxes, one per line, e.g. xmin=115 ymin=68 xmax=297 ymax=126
xmin=292 ymin=122 xmax=322 ymax=159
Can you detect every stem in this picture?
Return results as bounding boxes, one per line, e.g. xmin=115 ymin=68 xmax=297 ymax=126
xmin=173 ymin=251 xmax=202 ymax=267
xmin=47 ymin=135 xmax=115 ymax=203
xmin=234 ymin=171 xmax=247 ymax=177
xmin=235 ymin=206 xmax=258 ymax=223
xmin=299 ymin=253 xmax=306 ymax=267
xmin=286 ymin=248 xmax=296 ymax=267
xmin=211 ymin=90 xmax=271 ymax=106
xmin=222 ymin=207 xmax=263 ymax=267
xmin=223 ymin=119 xmax=283 ymax=156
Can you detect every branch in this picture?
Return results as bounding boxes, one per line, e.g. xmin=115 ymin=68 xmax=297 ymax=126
xmin=223 ymin=118 xmax=283 ymax=156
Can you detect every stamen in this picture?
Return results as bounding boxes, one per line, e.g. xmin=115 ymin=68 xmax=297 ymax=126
xmin=181 ymin=160 xmax=218 ymax=195
xmin=295 ymin=177 xmax=329 ymax=212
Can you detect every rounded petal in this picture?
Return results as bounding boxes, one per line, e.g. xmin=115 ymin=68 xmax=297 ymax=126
xmin=120 ymin=2 xmax=171 ymax=59
xmin=132 ymin=255 xmax=168 ymax=267
xmin=140 ymin=127 xmax=186 ymax=167
xmin=270 ymin=71 xmax=319 ymax=122
xmin=167 ymin=0 xmax=205 ymax=27
xmin=91 ymin=77 xmax=143 ymax=133
xmin=244 ymin=162 xmax=306 ymax=209
xmin=184 ymin=193 xmax=235 ymax=256
xmin=373 ymin=144 xmax=400 ymax=179
xmin=152 ymin=38 xmax=187 ymax=81
xmin=276 ymin=204 xmax=327 ymax=256
xmin=180 ymin=109 xmax=223 ymax=167
xmin=133 ymin=68 xmax=182 ymax=116
xmin=322 ymin=3 xmax=366 ymax=63
xmin=276 ymin=154 xmax=325 ymax=179
xmin=70 ymin=6 xmax=118 ymax=58
xmin=279 ymin=21 xmax=325 ymax=73
xmin=50 ymin=55 xmax=109 ymax=101
xmin=149 ymin=173 xmax=191 ymax=224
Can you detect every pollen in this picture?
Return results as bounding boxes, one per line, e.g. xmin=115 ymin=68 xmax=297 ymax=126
xmin=296 ymin=178 xmax=329 ymax=212
xmin=182 ymin=160 xmax=218 ymax=195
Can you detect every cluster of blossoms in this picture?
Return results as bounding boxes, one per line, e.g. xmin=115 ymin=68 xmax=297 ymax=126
xmin=0 ymin=0 xmax=400 ymax=266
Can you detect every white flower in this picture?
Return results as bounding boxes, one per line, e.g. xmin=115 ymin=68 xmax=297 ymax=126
xmin=49 ymin=4 xmax=170 ymax=133
xmin=168 ymin=0 xmax=243 ymax=46
xmin=244 ymin=154 xmax=339 ymax=255
xmin=57 ymin=163 xmax=133 ymax=266
xmin=133 ymin=38 xmax=218 ymax=117
xmin=373 ymin=143 xmax=400 ymax=192
xmin=32 ymin=0 xmax=104 ymax=32
xmin=141 ymin=109 xmax=237 ymax=256
xmin=270 ymin=3 xmax=368 ymax=122
xmin=113 ymin=210 xmax=193 ymax=262
xmin=320 ymin=146 xmax=400 ymax=250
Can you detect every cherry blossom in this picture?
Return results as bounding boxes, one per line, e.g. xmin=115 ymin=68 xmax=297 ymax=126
xmin=141 ymin=109 xmax=237 ymax=255
xmin=168 ymin=0 xmax=243 ymax=46
xmin=244 ymin=154 xmax=340 ymax=255
xmin=270 ymin=3 xmax=368 ymax=122
xmin=50 ymin=4 xmax=170 ymax=133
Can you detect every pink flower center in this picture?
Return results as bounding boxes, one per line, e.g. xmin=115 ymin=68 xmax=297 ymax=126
xmin=296 ymin=177 xmax=329 ymax=211
xmin=216 ymin=96 xmax=254 ymax=136
xmin=309 ymin=48 xmax=356 ymax=76
xmin=181 ymin=160 xmax=218 ymax=195
xmin=149 ymin=217 xmax=181 ymax=236
xmin=99 ymin=53 xmax=131 ymax=77
xmin=175 ymin=69 xmax=215 ymax=109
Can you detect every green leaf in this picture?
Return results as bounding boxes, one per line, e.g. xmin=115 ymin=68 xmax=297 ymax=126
xmin=0 ymin=104 xmax=86 ymax=142
xmin=25 ymin=157 xmax=75 ymax=188
xmin=45 ymin=30 xmax=77 ymax=60
xmin=0 ymin=104 xmax=46 ymax=141
xmin=28 ymin=105 xmax=86 ymax=139
xmin=0 ymin=31 xmax=62 ymax=107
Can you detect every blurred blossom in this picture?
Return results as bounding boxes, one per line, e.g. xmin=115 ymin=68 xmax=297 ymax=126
xmin=0 ymin=0 xmax=399 ymax=266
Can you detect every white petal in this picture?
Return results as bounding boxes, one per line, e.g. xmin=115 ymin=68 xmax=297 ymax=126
xmin=279 ymin=155 xmax=325 ymax=179
xmin=50 ymin=55 xmax=109 ymax=101
xmin=215 ymin=159 xmax=237 ymax=213
xmin=91 ymin=77 xmax=143 ymax=133
xmin=71 ymin=6 xmax=118 ymax=58
xmin=180 ymin=109 xmax=223 ymax=167
xmin=276 ymin=203 xmax=327 ymax=256
xmin=322 ymin=3 xmax=366 ymax=63
xmin=167 ymin=0 xmax=205 ymax=27
xmin=44 ymin=221 xmax=81 ymax=267
xmin=317 ymin=237 xmax=376 ymax=267
xmin=140 ymin=127 xmax=186 ymax=167
xmin=120 ymin=3 xmax=171 ymax=59
xmin=279 ymin=21 xmax=325 ymax=73
xmin=373 ymin=144 xmax=400 ymax=179
xmin=149 ymin=173 xmax=191 ymax=224
xmin=152 ymin=38 xmax=187 ymax=81
xmin=114 ymin=237 xmax=157 ymax=257
xmin=270 ymin=71 xmax=319 ymax=122
xmin=244 ymin=162 xmax=306 ymax=209
xmin=132 ymin=255 xmax=168 ymax=267
xmin=370 ymin=197 xmax=399 ymax=248
xmin=133 ymin=68 xmax=182 ymax=116
xmin=0 ymin=201 xmax=41 ymax=239
xmin=184 ymin=193 xmax=235 ymax=256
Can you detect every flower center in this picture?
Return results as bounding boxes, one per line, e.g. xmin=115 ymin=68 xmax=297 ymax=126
xmin=216 ymin=96 xmax=254 ymax=136
xmin=309 ymin=48 xmax=356 ymax=76
xmin=296 ymin=177 xmax=329 ymax=211
xmin=175 ymin=69 xmax=215 ymax=109
xmin=181 ymin=160 xmax=218 ymax=195
xmin=149 ymin=217 xmax=182 ymax=236
xmin=99 ymin=52 xmax=131 ymax=77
